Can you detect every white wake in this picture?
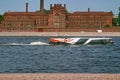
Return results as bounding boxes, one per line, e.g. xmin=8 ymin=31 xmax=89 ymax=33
xmin=0 ymin=41 xmax=50 ymax=46
xmin=30 ymin=41 xmax=49 ymax=45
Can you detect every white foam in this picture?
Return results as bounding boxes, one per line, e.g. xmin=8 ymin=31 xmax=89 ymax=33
xmin=0 ymin=41 xmax=50 ymax=46
xmin=0 ymin=43 xmax=25 ymax=46
xmin=30 ymin=41 xmax=49 ymax=45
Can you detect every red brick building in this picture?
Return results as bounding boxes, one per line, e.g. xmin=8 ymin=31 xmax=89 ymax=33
xmin=0 ymin=0 xmax=112 ymax=32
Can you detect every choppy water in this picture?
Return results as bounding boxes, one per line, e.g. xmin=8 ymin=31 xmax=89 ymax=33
xmin=0 ymin=36 xmax=120 ymax=73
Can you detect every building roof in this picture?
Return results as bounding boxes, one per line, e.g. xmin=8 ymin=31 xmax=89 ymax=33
xmin=4 ymin=12 xmax=48 ymax=16
xmin=67 ymin=11 xmax=112 ymax=16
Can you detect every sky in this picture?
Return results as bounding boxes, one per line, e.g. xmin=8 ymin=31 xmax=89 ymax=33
xmin=0 ymin=0 xmax=120 ymax=15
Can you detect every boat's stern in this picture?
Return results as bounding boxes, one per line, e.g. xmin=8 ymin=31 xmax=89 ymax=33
xmin=49 ymin=38 xmax=65 ymax=45
xmin=49 ymin=38 xmax=80 ymax=45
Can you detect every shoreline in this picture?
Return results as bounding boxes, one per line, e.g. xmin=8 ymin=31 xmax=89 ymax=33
xmin=0 ymin=73 xmax=120 ymax=80
xmin=0 ymin=32 xmax=120 ymax=36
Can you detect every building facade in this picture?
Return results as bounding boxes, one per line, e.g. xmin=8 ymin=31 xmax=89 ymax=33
xmin=0 ymin=0 xmax=112 ymax=32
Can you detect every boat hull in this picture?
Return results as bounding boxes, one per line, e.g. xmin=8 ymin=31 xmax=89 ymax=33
xmin=49 ymin=37 xmax=114 ymax=45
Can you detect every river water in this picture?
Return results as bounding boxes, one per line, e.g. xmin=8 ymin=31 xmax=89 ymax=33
xmin=0 ymin=36 xmax=120 ymax=73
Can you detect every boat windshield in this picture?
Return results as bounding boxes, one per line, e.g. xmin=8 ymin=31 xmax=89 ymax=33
xmin=76 ymin=39 xmax=88 ymax=44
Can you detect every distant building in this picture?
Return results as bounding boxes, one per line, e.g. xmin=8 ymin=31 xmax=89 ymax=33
xmin=0 ymin=0 xmax=112 ymax=32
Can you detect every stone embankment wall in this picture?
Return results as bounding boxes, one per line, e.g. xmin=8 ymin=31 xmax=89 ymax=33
xmin=0 ymin=32 xmax=120 ymax=36
xmin=0 ymin=74 xmax=120 ymax=80
xmin=1 ymin=27 xmax=120 ymax=32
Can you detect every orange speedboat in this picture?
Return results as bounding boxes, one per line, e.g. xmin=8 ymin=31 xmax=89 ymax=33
xmin=49 ymin=37 xmax=114 ymax=45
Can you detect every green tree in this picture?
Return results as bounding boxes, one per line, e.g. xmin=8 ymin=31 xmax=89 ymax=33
xmin=44 ymin=9 xmax=50 ymax=14
xmin=118 ymin=7 xmax=120 ymax=25
xmin=112 ymin=17 xmax=118 ymax=26
xmin=36 ymin=9 xmax=50 ymax=14
xmin=0 ymin=14 xmax=3 ymax=23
